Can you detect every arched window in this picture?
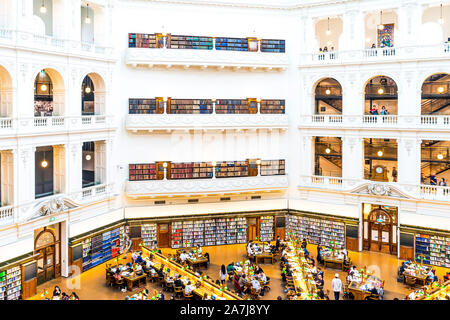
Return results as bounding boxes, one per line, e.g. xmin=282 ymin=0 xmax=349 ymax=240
xmin=364 ymin=76 xmax=398 ymax=115
xmin=314 ymin=78 xmax=342 ymax=115
xmin=421 ymin=73 xmax=450 ymax=115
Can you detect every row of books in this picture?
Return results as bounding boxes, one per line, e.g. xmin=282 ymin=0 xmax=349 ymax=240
xmin=0 ymin=266 xmax=21 ymax=300
xmin=286 ymin=215 xmax=346 ymax=249
xmin=171 ymin=217 xmax=247 ymax=248
xmin=259 ymin=216 xmax=275 ymax=242
xmin=261 ymin=159 xmax=285 ymax=176
xmin=128 ymin=98 xmax=285 ymax=114
xmin=415 ymin=234 xmax=450 ymax=268
xmin=142 ymin=224 xmax=157 ymax=247
xmin=128 ymin=33 xmax=285 ymax=52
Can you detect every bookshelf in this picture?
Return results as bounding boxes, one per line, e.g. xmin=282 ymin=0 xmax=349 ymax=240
xmin=261 ymin=159 xmax=285 ymax=176
xmin=129 ymin=33 xmax=157 ymax=48
xmin=260 ymin=39 xmax=285 ymax=53
xmin=260 ymin=99 xmax=285 ymax=114
xmin=141 ymin=224 xmax=157 ymax=248
xmin=171 ymin=222 xmax=183 ymax=248
xmin=129 ymin=163 xmax=157 ymax=181
xmin=235 ymin=217 xmax=247 ymax=244
xmin=216 ymin=218 xmax=227 ymax=245
xmin=169 ymin=99 xmax=213 ymax=114
xmin=259 ymin=216 xmax=275 ymax=242
xmin=215 ymin=99 xmax=250 ymax=114
xmin=204 ymin=219 xmax=216 ymax=246
xmin=215 ymin=37 xmax=249 ymax=51
xmin=287 ymin=215 xmax=346 ymax=249
xmin=0 ymin=266 xmax=21 ymax=300
xmin=216 ymin=161 xmax=248 ymax=178
xmin=182 ymin=221 xmax=194 ymax=247
xmin=129 ymin=98 xmax=164 ymax=114
xmin=170 ymin=162 xmax=213 ymax=179
xmin=193 ymin=221 xmax=205 ymax=246
xmin=415 ymin=234 xmax=450 ymax=268
xmin=169 ymin=35 xmax=214 ymax=50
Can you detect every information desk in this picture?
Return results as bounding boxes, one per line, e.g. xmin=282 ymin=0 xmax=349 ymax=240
xmin=142 ymin=246 xmax=241 ymax=300
xmin=409 ymin=280 xmax=450 ymax=300
xmin=347 ymin=275 xmax=383 ymax=300
xmin=284 ymin=241 xmax=320 ymax=300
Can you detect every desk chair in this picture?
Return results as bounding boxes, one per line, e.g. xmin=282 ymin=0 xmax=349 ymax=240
xmin=115 ymin=278 xmax=125 ymax=291
xmin=165 ymin=281 xmax=174 ymax=292
xmin=183 ymin=290 xmax=194 ymax=300
xmin=405 ymin=276 xmax=417 ymax=290
xmin=149 ymin=273 xmax=159 ymax=283
xmin=263 ymin=279 xmax=271 ymax=292
xmin=174 ymin=286 xmax=183 ymax=299
xmin=249 ymin=287 xmax=261 ymax=300
xmin=106 ymin=274 xmax=115 ymax=287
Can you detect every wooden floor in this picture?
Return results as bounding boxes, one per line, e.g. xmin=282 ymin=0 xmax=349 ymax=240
xmin=29 ymin=243 xmax=450 ymax=300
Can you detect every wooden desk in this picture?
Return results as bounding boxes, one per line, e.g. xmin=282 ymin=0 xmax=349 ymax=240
xmin=323 ymin=256 xmax=344 ymax=271
xmin=403 ymin=273 xmax=428 ymax=286
xmin=255 ymin=253 xmax=274 ymax=264
xmin=123 ymin=273 xmax=147 ymax=291
xmin=186 ymin=256 xmax=209 ymax=269
xmin=347 ymin=282 xmax=373 ymax=300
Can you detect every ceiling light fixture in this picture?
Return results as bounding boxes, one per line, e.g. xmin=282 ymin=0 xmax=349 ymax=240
xmin=41 ymin=84 xmax=48 ymax=92
xmin=86 ymin=154 xmax=92 ymax=161
xmin=325 ymin=88 xmax=331 ymax=95
xmin=85 ymin=87 xmax=91 ymax=94
xmin=438 ymin=86 xmax=445 ymax=93
xmin=325 ymin=147 xmax=331 ymax=154
xmin=40 ymin=0 xmax=47 ymax=14
xmin=85 ymin=4 xmax=91 ymax=24
xmin=41 ymin=151 xmax=48 ymax=168
xmin=377 ymin=150 xmax=383 ymax=157
xmin=378 ymin=10 xmax=384 ymax=30
xmin=326 ymin=17 xmax=331 ymax=35
xmin=437 ymin=153 xmax=444 ymax=160
xmin=378 ymin=88 xmax=384 ymax=94
xmin=439 ymin=4 xmax=445 ymax=25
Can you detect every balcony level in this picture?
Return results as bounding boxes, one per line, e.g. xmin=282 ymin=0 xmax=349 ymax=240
xmin=125 ymin=175 xmax=289 ymax=199
xmin=125 ymin=48 xmax=288 ymax=71
xmin=300 ymin=115 xmax=450 ymax=131
xmin=299 ymin=175 xmax=450 ymax=202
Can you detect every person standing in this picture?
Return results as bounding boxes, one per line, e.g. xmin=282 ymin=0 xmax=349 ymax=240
xmin=392 ymin=167 xmax=397 ymax=182
xmin=331 ymin=273 xmax=342 ymax=300
xmin=219 ymin=264 xmax=227 ymax=285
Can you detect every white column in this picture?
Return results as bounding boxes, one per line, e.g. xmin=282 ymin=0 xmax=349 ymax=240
xmin=343 ymin=73 xmax=364 ymax=119
xmin=397 ymin=138 xmax=421 ymax=187
xmin=68 ymin=0 xmax=81 ymax=43
xmin=66 ymin=142 xmax=82 ymax=195
xmin=52 ymin=88 xmax=65 ymax=116
xmin=94 ymin=140 xmax=106 ymax=185
xmin=1 ymin=150 xmax=15 ymax=206
xmin=341 ymin=10 xmax=365 ymax=51
xmin=342 ymin=136 xmax=364 ymax=185
xmin=17 ymin=146 xmax=35 ymax=204
xmin=60 ymin=220 xmax=69 ymax=277
xmin=396 ymin=3 xmax=422 ymax=48
xmin=53 ymin=145 xmax=66 ymax=194
xmin=299 ymin=135 xmax=314 ymax=184
xmin=300 ymin=14 xmax=316 ymax=53
xmin=94 ymin=90 xmax=106 ymax=115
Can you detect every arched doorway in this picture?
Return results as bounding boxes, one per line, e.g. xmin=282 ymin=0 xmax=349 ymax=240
xmin=364 ymin=75 xmax=398 ymax=115
xmin=35 ymin=226 xmax=60 ymax=285
xmin=421 ymin=73 xmax=450 ymax=115
xmin=314 ymin=78 xmax=342 ymax=115
xmin=363 ymin=204 xmax=398 ymax=255
xmin=33 ymin=68 xmax=65 ymax=117
xmin=81 ymin=72 xmax=106 ymax=115
xmin=82 ymin=75 xmax=95 ymax=115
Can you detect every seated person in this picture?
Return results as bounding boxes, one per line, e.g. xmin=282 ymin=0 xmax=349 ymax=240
xmin=134 ymin=263 xmax=143 ymax=275
xmin=146 ymin=257 xmax=155 ymax=270
xmin=444 ymin=272 xmax=450 ymax=281
xmin=427 ymin=269 xmax=438 ymax=283
xmin=135 ymin=252 xmax=144 ymax=265
xmin=316 ymin=275 xmax=324 ymax=289
xmin=238 ymin=274 xmax=249 ymax=290
xmin=179 ymin=251 xmax=188 ymax=264
xmin=251 ymin=278 xmax=261 ymax=292
xmin=369 ymin=286 xmax=378 ymax=295
xmin=259 ymin=272 xmax=267 ymax=284
xmin=247 ymin=245 xmax=254 ymax=257
xmin=184 ymin=281 xmax=194 ymax=296
xmin=174 ymin=275 xmax=183 ymax=288
xmin=196 ymin=244 xmax=202 ymax=255
xmin=227 ymin=262 xmax=235 ymax=273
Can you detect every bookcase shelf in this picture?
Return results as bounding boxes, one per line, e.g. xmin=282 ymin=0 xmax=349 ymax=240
xmin=261 ymin=159 xmax=285 ymax=176
xmin=129 ymin=33 xmax=157 ymax=48
xmin=129 ymin=163 xmax=157 ymax=181
xmin=129 ymin=98 xmax=160 ymax=114
xmin=215 ymin=37 xmax=249 ymax=51
xmin=260 ymin=39 xmax=285 ymax=53
xmin=216 ymin=161 xmax=249 ymax=178
xmin=169 ymin=99 xmax=213 ymax=114
xmin=415 ymin=233 xmax=450 ymax=268
xmin=193 ymin=221 xmax=205 ymax=246
xmin=142 ymin=224 xmax=157 ymax=247
xmin=287 ymin=215 xmax=346 ymax=249
xmin=215 ymin=99 xmax=253 ymax=114
xmin=170 ymin=162 xmax=213 ymax=179
xmin=171 ymin=221 xmax=183 ymax=248
xmin=259 ymin=216 xmax=275 ymax=242
xmin=260 ymin=99 xmax=285 ymax=114
xmin=0 ymin=266 xmax=21 ymax=300
xmin=170 ymin=35 xmax=214 ymax=50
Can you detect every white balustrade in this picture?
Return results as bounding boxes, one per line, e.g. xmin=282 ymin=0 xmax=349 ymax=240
xmin=0 ymin=205 xmax=14 ymax=223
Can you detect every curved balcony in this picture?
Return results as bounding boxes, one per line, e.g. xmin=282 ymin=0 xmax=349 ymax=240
xmin=125 ymin=175 xmax=289 ymax=198
xmin=126 ymin=114 xmax=289 ymax=132
xmin=125 ymin=48 xmax=288 ymax=71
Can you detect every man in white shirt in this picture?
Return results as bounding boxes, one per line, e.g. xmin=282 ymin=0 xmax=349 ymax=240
xmin=331 ymin=273 xmax=342 ymax=300
xmin=184 ymin=281 xmax=194 ymax=295
xmin=180 ymin=252 xmax=188 ymax=263
xmin=146 ymin=258 xmax=154 ymax=269
xmin=259 ymin=272 xmax=267 ymax=284
xmin=131 ymin=251 xmax=138 ymax=263
xmin=247 ymin=246 xmax=254 ymax=256
xmin=251 ymin=278 xmax=261 ymax=291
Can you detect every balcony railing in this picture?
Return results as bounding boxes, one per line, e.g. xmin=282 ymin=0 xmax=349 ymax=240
xmin=125 ymin=175 xmax=289 ymax=198
xmin=125 ymin=47 xmax=288 ymax=71
xmin=0 ymin=115 xmax=114 ymax=136
xmin=0 ymin=29 xmax=114 ymax=59
xmin=301 ymin=43 xmax=450 ymax=66
xmin=126 ymin=114 xmax=288 ymax=132
xmin=301 ymin=115 xmax=449 ymax=129
xmin=300 ymin=175 xmax=450 ymax=201
xmin=0 ymin=184 xmax=114 ymax=227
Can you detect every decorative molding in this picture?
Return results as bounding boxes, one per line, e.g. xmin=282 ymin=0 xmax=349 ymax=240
xmin=125 ymin=175 xmax=289 ymax=197
xmin=349 ymin=182 xmax=410 ymax=199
